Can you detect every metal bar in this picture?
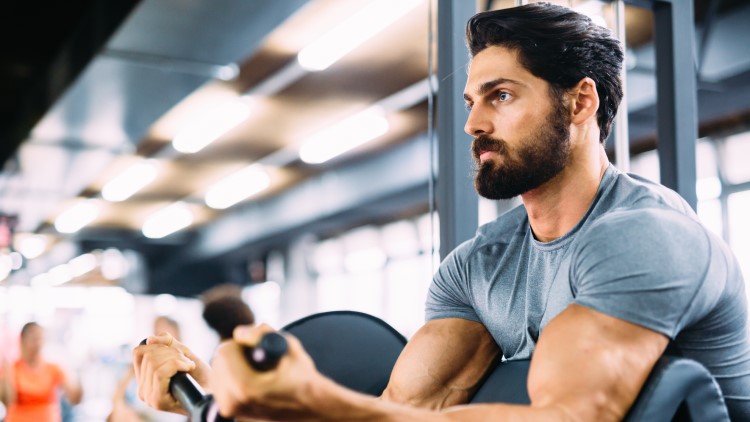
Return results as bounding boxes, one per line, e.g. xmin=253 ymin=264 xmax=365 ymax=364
xmin=613 ymin=0 xmax=631 ymax=172
xmin=697 ymin=0 xmax=722 ymax=77
xmin=102 ymin=49 xmax=239 ymax=81
xmin=653 ymin=0 xmax=698 ymax=210
xmin=436 ymin=0 xmax=478 ymax=259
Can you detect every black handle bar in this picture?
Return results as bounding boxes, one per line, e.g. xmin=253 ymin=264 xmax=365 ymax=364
xmin=138 ymin=332 xmax=288 ymax=422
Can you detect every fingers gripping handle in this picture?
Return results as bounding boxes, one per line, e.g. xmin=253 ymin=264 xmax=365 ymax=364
xmin=243 ymin=331 xmax=289 ymax=371
xmin=138 ymin=332 xmax=288 ymax=422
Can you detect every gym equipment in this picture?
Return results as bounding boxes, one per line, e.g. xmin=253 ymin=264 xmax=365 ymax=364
xmin=146 ymin=310 xmax=731 ymax=421
xmin=470 ymin=356 xmax=730 ymax=421
xmin=282 ymin=310 xmax=407 ymax=395
xmin=139 ymin=332 xmax=288 ymax=422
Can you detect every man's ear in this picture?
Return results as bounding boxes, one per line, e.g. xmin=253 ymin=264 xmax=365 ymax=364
xmin=569 ymin=77 xmax=599 ymax=125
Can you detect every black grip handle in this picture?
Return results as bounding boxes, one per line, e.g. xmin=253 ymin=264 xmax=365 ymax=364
xmin=138 ymin=332 xmax=288 ymax=422
xmin=243 ymin=332 xmax=288 ymax=371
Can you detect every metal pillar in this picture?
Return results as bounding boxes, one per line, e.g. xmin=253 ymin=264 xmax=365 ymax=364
xmin=651 ymin=0 xmax=699 ymax=210
xmin=613 ymin=0 xmax=631 ymax=172
xmin=436 ymin=0 xmax=478 ymax=259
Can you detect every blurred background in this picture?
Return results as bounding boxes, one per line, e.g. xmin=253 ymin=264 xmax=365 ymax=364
xmin=0 ymin=0 xmax=748 ymax=420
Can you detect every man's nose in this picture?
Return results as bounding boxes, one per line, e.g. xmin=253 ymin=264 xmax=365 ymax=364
xmin=464 ymin=107 xmax=492 ymax=137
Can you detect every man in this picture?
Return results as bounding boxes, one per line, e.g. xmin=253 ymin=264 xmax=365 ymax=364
xmin=133 ymin=3 xmax=750 ymax=421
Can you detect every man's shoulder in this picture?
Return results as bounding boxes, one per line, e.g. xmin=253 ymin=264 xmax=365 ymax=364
xmin=606 ymin=169 xmax=695 ymax=216
xmin=444 ymin=205 xmax=527 ymax=264
xmin=475 ymin=204 xmax=527 ymax=243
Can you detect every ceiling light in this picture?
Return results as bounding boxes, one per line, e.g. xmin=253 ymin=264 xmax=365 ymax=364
xmin=49 ymin=264 xmax=73 ymax=286
xmin=172 ymin=101 xmax=251 ymax=154
xmin=102 ymin=160 xmax=158 ymax=202
xmin=101 ymin=248 xmax=128 ymax=280
xmin=0 ymin=254 xmax=12 ymax=282
xmin=55 ymin=200 xmax=100 ymax=234
xmin=142 ymin=202 xmax=194 ymax=239
xmin=205 ymin=164 xmax=271 ymax=210
xmin=297 ymin=0 xmax=423 ymax=71
xmin=17 ymin=235 xmax=47 ymax=259
xmin=31 ymin=273 xmax=52 ymax=288
xmin=9 ymin=252 xmax=23 ymax=271
xmin=69 ymin=253 xmax=97 ymax=277
xmin=299 ymin=106 xmax=389 ymax=164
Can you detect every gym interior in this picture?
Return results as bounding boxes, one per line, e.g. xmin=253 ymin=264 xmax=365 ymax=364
xmin=0 ymin=0 xmax=749 ymax=420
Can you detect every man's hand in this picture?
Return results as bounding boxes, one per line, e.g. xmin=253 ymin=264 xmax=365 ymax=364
xmin=132 ymin=333 xmax=210 ymax=414
xmin=210 ymin=324 xmax=331 ymax=420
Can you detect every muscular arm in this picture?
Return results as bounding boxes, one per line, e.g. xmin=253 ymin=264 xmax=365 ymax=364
xmin=154 ymin=306 xmax=668 ymax=422
xmin=279 ymin=305 xmax=668 ymax=421
xmin=380 ymin=318 xmax=501 ymax=409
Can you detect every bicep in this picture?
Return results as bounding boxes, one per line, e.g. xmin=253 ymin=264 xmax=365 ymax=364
xmin=528 ymin=304 xmax=668 ymax=422
xmin=382 ymin=318 xmax=500 ymax=410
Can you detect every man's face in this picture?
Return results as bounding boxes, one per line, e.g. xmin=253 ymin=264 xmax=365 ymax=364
xmin=463 ymin=46 xmax=571 ymax=200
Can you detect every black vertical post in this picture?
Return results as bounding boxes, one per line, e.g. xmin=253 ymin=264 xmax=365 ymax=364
xmin=652 ymin=0 xmax=698 ymax=210
xmin=436 ymin=0 xmax=478 ymax=260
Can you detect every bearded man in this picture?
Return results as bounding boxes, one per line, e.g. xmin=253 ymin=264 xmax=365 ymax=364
xmin=133 ymin=3 xmax=750 ymax=421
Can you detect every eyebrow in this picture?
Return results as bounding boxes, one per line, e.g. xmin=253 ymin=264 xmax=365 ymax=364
xmin=464 ymin=78 xmax=524 ymax=102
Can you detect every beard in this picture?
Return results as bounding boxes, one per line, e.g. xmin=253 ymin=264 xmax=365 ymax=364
xmin=471 ymin=104 xmax=571 ymax=200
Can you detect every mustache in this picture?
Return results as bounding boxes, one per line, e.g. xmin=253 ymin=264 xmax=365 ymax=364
xmin=471 ymin=135 xmax=508 ymax=160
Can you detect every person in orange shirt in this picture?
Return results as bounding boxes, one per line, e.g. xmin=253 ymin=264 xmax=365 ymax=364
xmin=0 ymin=322 xmax=83 ymax=422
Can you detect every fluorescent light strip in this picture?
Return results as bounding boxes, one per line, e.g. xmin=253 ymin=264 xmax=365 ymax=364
xmin=55 ymin=200 xmax=99 ymax=234
xmin=297 ymin=0 xmax=423 ymax=71
xmin=48 ymin=264 xmax=73 ymax=286
xmin=142 ymin=202 xmax=194 ymax=239
xmin=69 ymin=253 xmax=97 ymax=277
xmin=102 ymin=160 xmax=158 ymax=202
xmin=299 ymin=106 xmax=389 ymax=164
xmin=172 ymin=101 xmax=251 ymax=154
xmin=205 ymin=164 xmax=271 ymax=210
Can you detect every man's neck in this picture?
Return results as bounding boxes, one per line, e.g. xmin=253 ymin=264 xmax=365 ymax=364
xmin=522 ymin=147 xmax=609 ymax=243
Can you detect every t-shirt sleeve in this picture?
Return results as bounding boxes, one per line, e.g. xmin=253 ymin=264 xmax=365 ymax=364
xmin=50 ymin=363 xmax=65 ymax=385
xmin=424 ymin=239 xmax=481 ymax=323
xmin=571 ymin=208 xmax=723 ymax=339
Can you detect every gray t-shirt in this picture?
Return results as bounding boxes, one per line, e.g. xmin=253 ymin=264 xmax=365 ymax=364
xmin=426 ymin=164 xmax=750 ymax=419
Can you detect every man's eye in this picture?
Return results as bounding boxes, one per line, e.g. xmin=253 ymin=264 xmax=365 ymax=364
xmin=497 ymin=91 xmax=511 ymax=102
xmin=464 ymin=103 xmax=473 ymax=111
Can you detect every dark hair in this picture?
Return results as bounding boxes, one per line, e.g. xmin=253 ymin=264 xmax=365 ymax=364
xmin=20 ymin=322 xmax=41 ymax=339
xmin=466 ymin=2 xmax=623 ymax=144
xmin=202 ymin=294 xmax=255 ymax=341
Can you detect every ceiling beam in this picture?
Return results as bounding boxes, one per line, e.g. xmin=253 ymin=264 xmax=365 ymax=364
xmin=0 ymin=0 xmax=140 ymax=168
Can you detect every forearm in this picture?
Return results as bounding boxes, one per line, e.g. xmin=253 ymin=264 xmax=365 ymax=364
xmin=65 ymin=383 xmax=83 ymax=405
xmin=0 ymin=375 xmax=15 ymax=405
xmin=295 ymin=377 xmax=572 ymax=422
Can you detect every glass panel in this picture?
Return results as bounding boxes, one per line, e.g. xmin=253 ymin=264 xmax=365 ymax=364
xmin=696 ymin=140 xmax=718 ymax=180
xmin=697 ymin=199 xmax=723 ymax=238
xmin=721 ymin=131 xmax=750 ymax=184
xmin=629 ymin=149 xmax=661 ymax=183
xmin=728 ymin=190 xmax=750 ymax=282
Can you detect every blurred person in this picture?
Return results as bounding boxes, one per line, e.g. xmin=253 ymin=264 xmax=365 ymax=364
xmin=0 ymin=322 xmax=83 ymax=422
xmin=108 ymin=316 xmax=185 ymax=422
xmin=200 ymin=284 xmax=255 ymax=342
